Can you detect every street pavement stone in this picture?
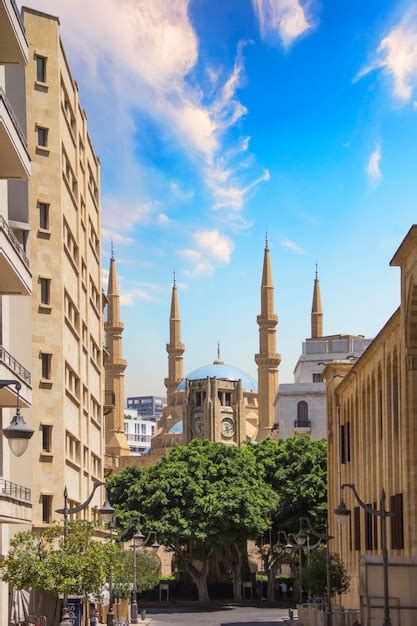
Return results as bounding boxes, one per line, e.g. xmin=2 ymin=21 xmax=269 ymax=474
xmin=146 ymin=605 xmax=292 ymax=625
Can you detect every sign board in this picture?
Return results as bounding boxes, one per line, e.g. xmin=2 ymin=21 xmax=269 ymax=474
xmin=67 ymin=598 xmax=82 ymax=626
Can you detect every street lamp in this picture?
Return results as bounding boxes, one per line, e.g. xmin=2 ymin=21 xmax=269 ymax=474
xmin=0 ymin=380 xmax=34 ymax=457
xmin=335 ymin=483 xmax=394 ymax=626
xmin=130 ymin=528 xmax=159 ymax=624
xmin=298 ymin=517 xmax=333 ymax=626
xmin=107 ymin=516 xmax=116 ymax=626
xmin=56 ymin=480 xmax=115 ymax=626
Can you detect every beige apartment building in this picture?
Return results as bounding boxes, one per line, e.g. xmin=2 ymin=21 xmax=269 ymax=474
xmin=0 ymin=0 xmax=33 ymax=622
xmin=22 ymin=7 xmax=107 ymax=527
xmin=325 ymin=225 xmax=417 ymax=625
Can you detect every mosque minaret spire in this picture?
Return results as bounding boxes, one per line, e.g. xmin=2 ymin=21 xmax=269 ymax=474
xmin=311 ymin=263 xmax=324 ymax=338
xmin=165 ymin=271 xmax=185 ymax=404
xmin=255 ymin=235 xmax=281 ymax=440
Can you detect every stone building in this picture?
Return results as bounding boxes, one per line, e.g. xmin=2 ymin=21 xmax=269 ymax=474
xmin=0 ymin=1 xmax=32 ymax=621
xmin=324 ymin=225 xmax=417 ymax=622
xmin=275 ymin=268 xmax=371 ymax=439
xmin=121 ymin=239 xmax=279 ymax=468
xmin=23 ymin=7 xmax=107 ymax=526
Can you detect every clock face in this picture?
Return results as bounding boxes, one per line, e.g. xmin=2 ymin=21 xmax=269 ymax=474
xmin=192 ymin=416 xmax=204 ymax=437
xmin=221 ymin=417 xmax=235 ymax=438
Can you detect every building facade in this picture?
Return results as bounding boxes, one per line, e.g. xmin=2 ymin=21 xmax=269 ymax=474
xmin=23 ymin=7 xmax=106 ymax=526
xmin=124 ymin=409 xmax=156 ymax=455
xmin=275 ymin=270 xmax=371 ymax=439
xmin=0 ymin=1 xmax=32 ymax=622
xmin=325 ymin=226 xmax=417 ymax=622
xmin=126 ymin=395 xmax=166 ymax=419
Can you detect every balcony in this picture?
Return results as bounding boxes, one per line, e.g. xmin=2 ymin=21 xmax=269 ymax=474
xmin=0 ymin=88 xmax=30 ymax=180
xmin=0 ymin=345 xmax=31 ymax=407
xmin=294 ymin=419 xmax=311 ymax=435
xmin=103 ymin=389 xmax=115 ymax=415
xmin=0 ymin=477 xmax=31 ymax=523
xmin=0 ymin=0 xmax=28 ymax=64
xmin=0 ymin=214 xmax=31 ymax=295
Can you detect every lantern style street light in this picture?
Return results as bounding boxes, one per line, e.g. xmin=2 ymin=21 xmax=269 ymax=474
xmin=130 ymin=529 xmax=159 ymax=624
xmin=0 ymin=379 xmax=34 ymax=457
xmin=297 ymin=517 xmax=333 ymax=626
xmin=56 ymin=481 xmax=115 ymax=626
xmin=335 ymin=483 xmax=394 ymax=626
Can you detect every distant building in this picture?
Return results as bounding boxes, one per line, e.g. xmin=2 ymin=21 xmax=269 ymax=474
xmin=124 ymin=409 xmax=156 ymax=455
xmin=275 ymin=268 xmax=372 ymax=439
xmin=126 ymin=395 xmax=166 ymax=419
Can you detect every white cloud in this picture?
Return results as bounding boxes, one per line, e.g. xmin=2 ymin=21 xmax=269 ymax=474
xmin=184 ymin=262 xmax=214 ymax=278
xmin=22 ymin=0 xmax=268 ymax=227
xmin=252 ymin=0 xmax=313 ymax=48
xmin=179 ymin=248 xmax=201 ymax=260
xmin=120 ymin=289 xmax=155 ymax=307
xmin=193 ymin=229 xmax=234 ymax=263
xmin=281 ymin=238 xmax=306 ymax=254
xmin=101 ymin=268 xmax=109 ymax=290
xmin=102 ymin=229 xmax=135 ymax=245
xmin=356 ymin=7 xmax=417 ymax=101
xmin=365 ymin=144 xmax=382 ymax=185
xmin=102 ymin=197 xmax=157 ymax=239
xmin=156 ymin=213 xmax=172 ymax=226
xmin=169 ymin=181 xmax=194 ymax=202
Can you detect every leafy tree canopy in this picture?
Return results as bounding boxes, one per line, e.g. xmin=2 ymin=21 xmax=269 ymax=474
xmin=2 ymin=521 xmax=118 ymax=598
xmin=251 ymin=437 xmax=327 ymax=532
xmin=112 ymin=550 xmax=160 ymax=599
xmin=108 ymin=439 xmax=278 ymax=552
xmin=301 ymin=545 xmax=350 ymax=598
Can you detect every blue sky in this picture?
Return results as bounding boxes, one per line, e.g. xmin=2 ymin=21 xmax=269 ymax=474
xmin=24 ymin=0 xmax=417 ymax=395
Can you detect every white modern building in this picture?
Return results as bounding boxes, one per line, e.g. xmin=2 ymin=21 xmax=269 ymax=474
xmin=275 ymin=271 xmax=372 ymax=439
xmin=124 ymin=409 xmax=156 ymax=456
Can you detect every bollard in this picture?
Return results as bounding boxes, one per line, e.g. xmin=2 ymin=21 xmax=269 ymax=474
xmin=288 ymin=608 xmax=294 ymax=620
xmin=141 ymin=609 xmax=146 ymax=621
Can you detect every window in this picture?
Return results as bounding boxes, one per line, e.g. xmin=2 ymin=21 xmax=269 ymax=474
xmin=65 ymin=363 xmax=80 ymax=400
xmin=38 ymin=202 xmax=49 ymax=229
xmin=365 ymin=503 xmax=377 ymax=550
xmin=341 ymin=422 xmax=351 ymax=464
xmin=42 ymin=495 xmax=52 ymax=523
xmin=63 ymin=221 xmax=79 ymax=266
xmin=390 ymin=493 xmax=404 ymax=550
xmin=64 ymin=291 xmax=80 ymax=332
xmin=297 ymin=401 xmax=308 ymax=423
xmin=91 ymin=453 xmax=101 ymax=478
xmin=40 ymin=277 xmax=51 ymax=305
xmin=313 ymin=373 xmax=323 ymax=383
xmin=40 ymin=352 xmax=51 ymax=380
xmin=37 ymin=126 xmax=48 ymax=147
xmin=65 ymin=431 xmax=81 ymax=464
xmin=354 ymin=506 xmax=361 ymax=550
xmin=36 ymin=55 xmax=47 ymax=82
xmin=225 ymin=392 xmax=232 ymax=406
xmin=41 ymin=425 xmax=52 ymax=453
xmin=91 ymin=395 xmax=101 ymax=424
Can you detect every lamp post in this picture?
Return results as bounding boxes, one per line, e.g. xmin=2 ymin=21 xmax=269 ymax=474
xmin=275 ymin=531 xmax=302 ymax=603
xmin=297 ymin=517 xmax=333 ymax=626
xmin=335 ymin=483 xmax=394 ymax=626
xmin=56 ymin=481 xmax=115 ymax=626
xmin=107 ymin=516 xmax=116 ymax=626
xmin=0 ymin=379 xmax=34 ymax=457
xmin=130 ymin=529 xmax=159 ymax=624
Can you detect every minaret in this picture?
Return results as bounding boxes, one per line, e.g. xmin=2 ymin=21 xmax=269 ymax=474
xmin=311 ymin=263 xmax=324 ymax=338
xmin=255 ymin=235 xmax=281 ymax=440
xmin=165 ymin=272 xmax=185 ymax=405
xmin=104 ymin=245 xmax=130 ymax=457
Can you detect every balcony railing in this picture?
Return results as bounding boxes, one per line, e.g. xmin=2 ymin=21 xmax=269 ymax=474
xmin=0 ymin=88 xmax=28 ymax=151
xmin=0 ymin=478 xmax=31 ymax=503
xmin=0 ymin=214 xmax=30 ymax=269
xmin=294 ymin=420 xmax=311 ymax=429
xmin=126 ymin=433 xmax=152 ymax=443
xmin=0 ymin=345 xmax=31 ymax=385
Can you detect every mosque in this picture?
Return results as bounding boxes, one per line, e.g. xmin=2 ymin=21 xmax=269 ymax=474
xmin=147 ymin=238 xmax=280 ymax=462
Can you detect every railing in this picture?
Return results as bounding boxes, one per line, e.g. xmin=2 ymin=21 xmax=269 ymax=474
xmin=0 ymin=478 xmax=31 ymax=502
xmin=0 ymin=345 xmax=31 ymax=385
xmin=294 ymin=420 xmax=311 ymax=428
xmin=0 ymin=214 xmax=30 ymax=269
xmin=0 ymin=88 xmax=28 ymax=150
xmin=126 ymin=434 xmax=152 ymax=443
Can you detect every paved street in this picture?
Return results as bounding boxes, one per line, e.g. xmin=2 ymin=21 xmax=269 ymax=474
xmin=147 ymin=605 xmax=292 ymax=625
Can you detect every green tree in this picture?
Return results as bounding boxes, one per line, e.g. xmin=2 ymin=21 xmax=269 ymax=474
xmin=108 ymin=439 xmax=278 ymax=602
xmin=2 ymin=521 xmax=118 ymax=599
xmin=251 ymin=438 xmax=327 ymax=601
xmin=112 ymin=550 xmax=160 ymax=600
xmin=301 ymin=545 xmax=350 ymax=598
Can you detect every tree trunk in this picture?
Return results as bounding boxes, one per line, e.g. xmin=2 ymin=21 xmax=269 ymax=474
xmin=266 ymin=559 xmax=279 ymax=602
xmin=223 ymin=543 xmax=244 ymax=603
xmin=189 ymin=568 xmax=210 ymax=602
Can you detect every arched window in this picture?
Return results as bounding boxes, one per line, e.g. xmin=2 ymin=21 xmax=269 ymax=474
xmin=297 ymin=401 xmax=308 ymax=422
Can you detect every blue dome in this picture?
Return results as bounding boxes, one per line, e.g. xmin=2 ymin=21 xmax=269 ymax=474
xmin=177 ymin=362 xmax=258 ymax=393
xmin=168 ymin=421 xmax=184 ymax=434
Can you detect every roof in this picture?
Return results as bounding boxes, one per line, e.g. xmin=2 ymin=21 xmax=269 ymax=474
xmin=177 ymin=362 xmax=258 ymax=393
